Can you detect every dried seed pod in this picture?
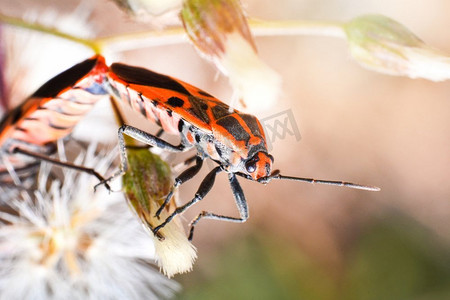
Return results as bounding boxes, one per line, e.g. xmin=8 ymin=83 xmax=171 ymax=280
xmin=123 ymin=147 xmax=197 ymax=277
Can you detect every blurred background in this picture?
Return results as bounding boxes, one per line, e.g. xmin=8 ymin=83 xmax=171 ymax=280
xmin=2 ymin=0 xmax=450 ymax=299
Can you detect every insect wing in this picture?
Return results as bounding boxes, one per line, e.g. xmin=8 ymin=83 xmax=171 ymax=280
xmin=0 ymin=55 xmax=109 ymax=147
xmin=108 ymin=63 xmax=235 ymax=134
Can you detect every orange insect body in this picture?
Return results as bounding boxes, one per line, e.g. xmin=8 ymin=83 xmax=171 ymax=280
xmin=0 ymin=55 xmax=377 ymax=239
xmin=0 ymin=55 xmax=109 ymax=174
xmin=105 ymin=59 xmax=377 ymax=241
xmin=107 ymin=63 xmax=273 ymax=180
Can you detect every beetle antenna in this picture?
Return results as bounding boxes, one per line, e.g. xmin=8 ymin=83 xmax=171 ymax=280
xmin=261 ymin=170 xmax=380 ymax=191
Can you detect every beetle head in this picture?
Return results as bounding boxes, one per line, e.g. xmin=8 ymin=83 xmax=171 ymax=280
xmin=244 ymin=151 xmax=274 ymax=181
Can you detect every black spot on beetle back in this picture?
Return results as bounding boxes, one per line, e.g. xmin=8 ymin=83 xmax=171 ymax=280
xmin=167 ymin=96 xmax=184 ymax=107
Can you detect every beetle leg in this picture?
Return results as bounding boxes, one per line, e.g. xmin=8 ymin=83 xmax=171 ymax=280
xmin=11 ymin=147 xmax=110 ymax=190
xmin=123 ymin=127 xmax=164 ymax=150
xmin=96 ymin=124 xmax=187 ymax=189
xmin=0 ymin=161 xmax=40 ymax=184
xmin=182 ymin=154 xmax=198 ymax=166
xmin=155 ymin=156 xmax=204 ymax=218
xmin=188 ymin=173 xmax=249 ymax=241
xmin=119 ymin=124 xmax=186 ymax=152
xmin=153 ymin=165 xmax=222 ymax=235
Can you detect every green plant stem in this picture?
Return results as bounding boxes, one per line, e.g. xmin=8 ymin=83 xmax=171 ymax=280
xmin=97 ymin=19 xmax=346 ymax=52
xmin=0 ymin=13 xmax=346 ymax=53
xmin=95 ymin=27 xmax=186 ymax=53
xmin=250 ymin=19 xmax=346 ymax=38
xmin=0 ymin=13 xmax=101 ymax=53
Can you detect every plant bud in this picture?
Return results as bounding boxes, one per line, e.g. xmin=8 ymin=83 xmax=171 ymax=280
xmin=123 ymin=148 xmax=197 ymax=277
xmin=345 ymin=14 xmax=450 ymax=81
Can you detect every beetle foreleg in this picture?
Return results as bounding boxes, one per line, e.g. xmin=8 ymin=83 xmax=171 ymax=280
xmin=155 ymin=156 xmax=204 ymax=218
xmin=188 ymin=173 xmax=249 ymax=241
xmin=153 ymin=165 xmax=222 ymax=236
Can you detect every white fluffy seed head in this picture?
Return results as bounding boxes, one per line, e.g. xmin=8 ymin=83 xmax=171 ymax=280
xmin=0 ymin=146 xmax=180 ymax=300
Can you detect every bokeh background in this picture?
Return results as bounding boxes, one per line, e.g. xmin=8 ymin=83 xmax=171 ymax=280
xmin=2 ymin=0 xmax=450 ymax=299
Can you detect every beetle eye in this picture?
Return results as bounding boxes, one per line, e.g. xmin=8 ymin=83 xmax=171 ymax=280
xmin=245 ymin=161 xmax=256 ymax=173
